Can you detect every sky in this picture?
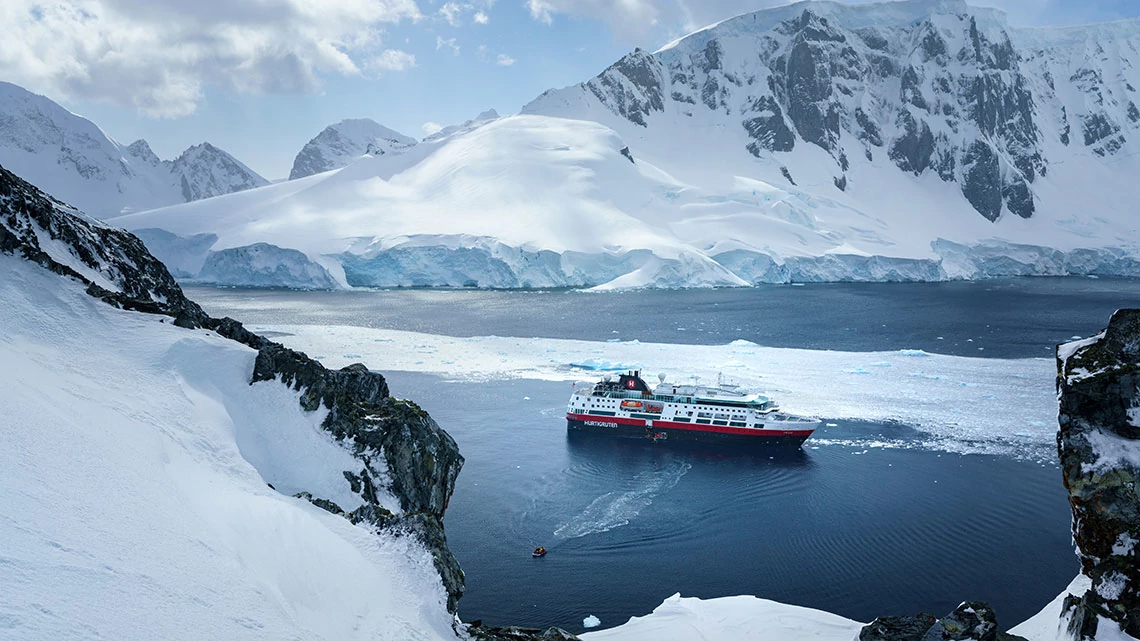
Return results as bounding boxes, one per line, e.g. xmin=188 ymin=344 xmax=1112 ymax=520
xmin=2 ymin=0 xmax=1139 ymax=180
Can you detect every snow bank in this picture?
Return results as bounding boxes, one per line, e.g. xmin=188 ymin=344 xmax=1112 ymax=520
xmin=252 ymin=323 xmax=1058 ymax=459
xmin=581 ymin=593 xmax=865 ymax=640
xmin=0 ymin=256 xmax=456 ymax=640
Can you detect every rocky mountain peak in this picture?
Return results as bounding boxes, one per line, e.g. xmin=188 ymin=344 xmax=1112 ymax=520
xmin=0 ymin=82 xmax=268 ymax=217
xmin=289 ymin=118 xmax=417 ymax=180
xmin=125 ymin=139 xmax=161 ymax=166
xmin=525 ymin=1 xmax=1140 ymax=224
xmin=169 ymin=142 xmax=269 ymax=202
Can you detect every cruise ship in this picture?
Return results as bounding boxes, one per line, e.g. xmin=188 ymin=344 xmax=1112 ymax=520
xmin=566 ymin=370 xmax=818 ymax=446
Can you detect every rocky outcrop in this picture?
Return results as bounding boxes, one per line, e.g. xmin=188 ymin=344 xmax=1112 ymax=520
xmin=1057 ymin=309 xmax=1140 ymax=639
xmin=860 ymin=602 xmax=1026 ymax=641
xmin=0 ymin=161 xmax=467 ymax=611
xmin=466 ymin=622 xmax=580 ymax=641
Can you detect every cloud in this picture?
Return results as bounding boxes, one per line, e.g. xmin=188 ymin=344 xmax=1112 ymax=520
xmin=522 ymin=0 xmax=1096 ymax=43
xmin=439 ymin=2 xmax=464 ymax=26
xmin=436 ymin=1 xmax=494 ymax=27
xmin=496 ymin=54 xmax=516 ymax=66
xmin=436 ymin=36 xmax=460 ymax=55
xmin=421 ymin=121 xmax=443 ymax=136
xmin=0 ymin=0 xmax=421 ymax=118
xmin=368 ymin=49 xmax=417 ymax=73
xmin=526 ymin=0 xmax=663 ymax=38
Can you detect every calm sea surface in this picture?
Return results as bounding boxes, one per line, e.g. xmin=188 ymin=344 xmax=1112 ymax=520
xmin=187 ymin=278 xmax=1140 ymax=633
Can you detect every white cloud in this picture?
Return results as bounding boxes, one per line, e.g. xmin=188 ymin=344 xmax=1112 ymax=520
xmin=0 ymin=0 xmax=422 ymax=118
xmin=439 ymin=2 xmax=464 ymax=26
xmin=473 ymin=11 xmax=490 ymax=24
xmin=368 ymin=49 xmax=417 ymax=73
xmin=436 ymin=36 xmax=460 ymax=55
xmin=496 ymin=54 xmax=516 ymax=66
xmin=421 ymin=121 xmax=443 ymax=135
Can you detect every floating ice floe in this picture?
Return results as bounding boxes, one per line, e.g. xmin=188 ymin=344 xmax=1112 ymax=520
xmin=260 ymin=324 xmax=1059 ymax=459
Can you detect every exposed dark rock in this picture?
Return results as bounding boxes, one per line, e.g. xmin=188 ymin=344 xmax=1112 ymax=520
xmin=588 ymin=49 xmax=664 ymax=127
xmin=780 ymin=166 xmax=796 ymax=185
xmin=859 ymin=612 xmax=937 ymax=641
xmin=901 ymin=66 xmax=928 ymax=109
xmin=619 ymin=146 xmax=635 ymax=163
xmin=1057 ymin=309 xmax=1140 ymax=639
xmin=834 ymin=174 xmax=847 ymax=191
xmin=890 ymin=111 xmax=935 ymax=175
xmin=743 ymin=96 xmax=796 ymax=154
xmin=1082 ymin=113 xmax=1119 ymax=147
xmin=1002 ymin=177 xmax=1035 ymax=219
xmin=855 ymin=107 xmax=883 ymax=147
xmin=859 ymin=602 xmax=1026 ymax=641
xmin=961 ymin=140 xmax=1002 ymax=221
xmin=466 ymin=621 xmax=580 ymax=641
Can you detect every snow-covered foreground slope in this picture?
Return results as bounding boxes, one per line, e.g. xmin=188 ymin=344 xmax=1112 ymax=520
xmin=582 ymin=593 xmax=866 ymax=641
xmin=0 ymin=256 xmax=457 ymax=640
xmin=0 ymin=82 xmax=267 ymax=217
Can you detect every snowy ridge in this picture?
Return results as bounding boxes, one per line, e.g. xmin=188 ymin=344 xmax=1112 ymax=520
xmin=0 ymin=255 xmax=457 ymax=640
xmin=289 ymin=119 xmax=418 ymax=180
xmin=0 ymin=82 xmax=267 ymax=217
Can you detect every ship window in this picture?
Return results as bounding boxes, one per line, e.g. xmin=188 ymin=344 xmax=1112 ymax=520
xmin=673 ymin=417 xmax=690 ymax=423
xmin=695 ymin=419 xmax=711 ymax=424
xmin=712 ymin=420 xmax=728 ymax=426
xmin=730 ymin=422 xmax=747 ymax=427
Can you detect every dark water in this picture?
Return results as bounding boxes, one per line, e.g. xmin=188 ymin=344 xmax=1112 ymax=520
xmin=182 ymin=281 xmax=1122 ymax=633
xmin=187 ymin=277 xmax=1140 ymax=358
xmin=387 ymin=372 xmax=1076 ymax=634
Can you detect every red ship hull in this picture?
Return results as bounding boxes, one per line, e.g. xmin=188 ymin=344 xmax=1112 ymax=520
xmin=566 ymin=412 xmax=813 ymax=447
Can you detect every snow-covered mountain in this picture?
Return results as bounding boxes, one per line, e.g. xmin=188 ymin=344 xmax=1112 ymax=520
xmin=116 ymin=1 xmax=1140 ymax=289
xmin=423 ymin=109 xmax=501 ymax=142
xmin=0 ymin=81 xmax=268 ymax=217
xmin=524 ymin=0 xmax=1140 ymax=224
xmin=289 ymin=119 xmax=418 ymax=180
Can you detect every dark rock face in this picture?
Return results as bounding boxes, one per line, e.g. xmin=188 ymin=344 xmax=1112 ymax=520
xmin=743 ymin=96 xmax=796 ymax=154
xmin=961 ymin=140 xmax=1002 ymax=221
xmin=859 ymin=602 xmax=1025 ymax=641
xmin=467 ymin=622 xmax=580 ymax=640
xmin=859 ymin=612 xmax=937 ymax=641
xmin=0 ymin=163 xmax=210 ymax=324
xmin=0 ymin=162 xmax=468 ymax=613
xmin=588 ymin=49 xmax=665 ymax=127
xmin=1057 ymin=309 xmax=1140 ymax=639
